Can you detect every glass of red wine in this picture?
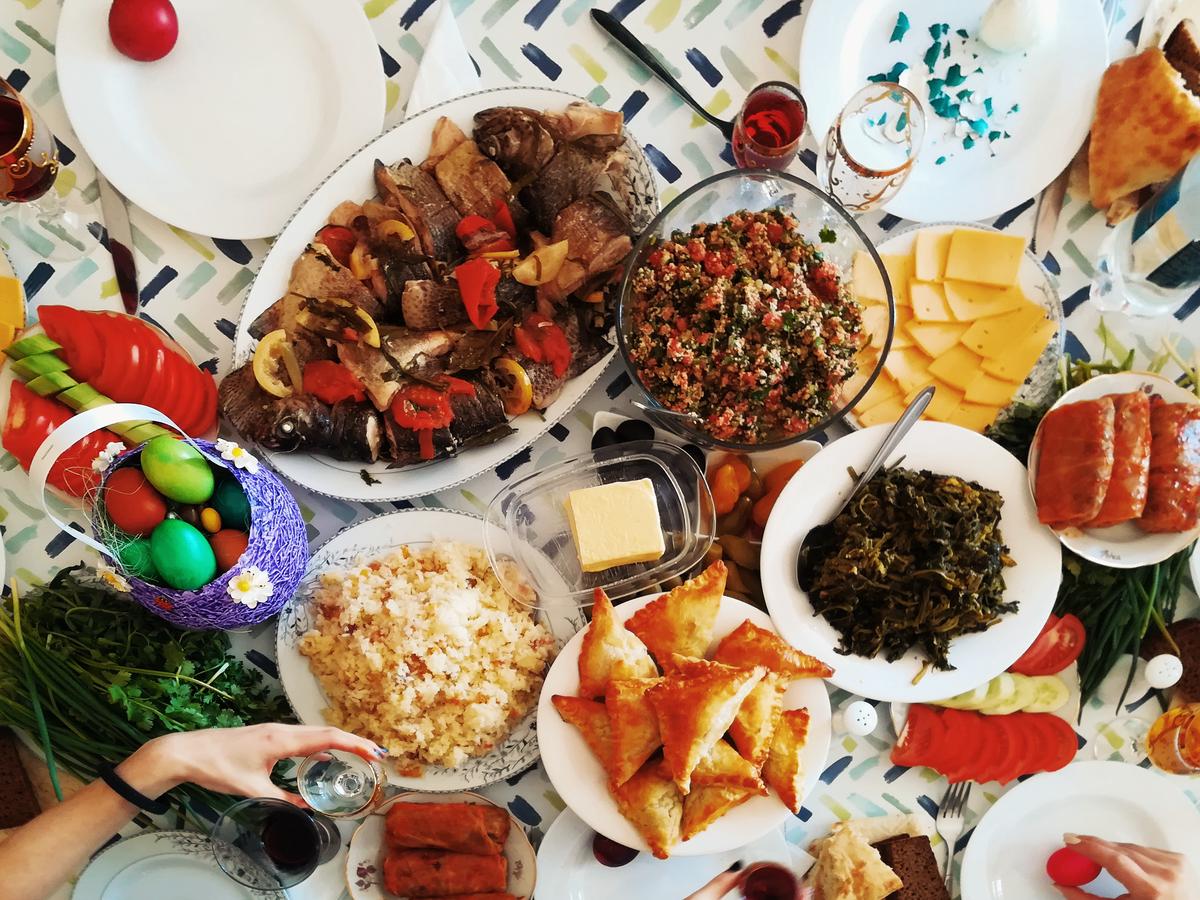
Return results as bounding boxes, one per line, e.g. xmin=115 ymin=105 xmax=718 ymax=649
xmin=731 ymin=81 xmax=808 ymax=170
xmin=740 ymin=862 xmax=801 ymax=900
xmin=0 ymin=77 xmax=88 ymax=257
xmin=211 ymin=797 xmax=341 ymax=890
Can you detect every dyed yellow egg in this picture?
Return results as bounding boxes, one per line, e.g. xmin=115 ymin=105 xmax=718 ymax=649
xmin=200 ymin=507 xmax=222 ymax=534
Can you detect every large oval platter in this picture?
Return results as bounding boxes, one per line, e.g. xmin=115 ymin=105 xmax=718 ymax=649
xmin=232 ymin=87 xmax=658 ymax=501
xmin=276 ymin=507 xmax=581 ymax=792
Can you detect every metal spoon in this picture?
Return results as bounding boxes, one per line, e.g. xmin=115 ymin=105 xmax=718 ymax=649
xmin=630 ymin=399 xmax=703 ymax=424
xmin=591 ymin=9 xmax=735 ymax=140
xmin=796 ymin=385 xmax=935 ymax=588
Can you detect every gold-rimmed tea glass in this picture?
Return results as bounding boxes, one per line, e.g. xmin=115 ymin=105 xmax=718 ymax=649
xmin=821 ymin=82 xmax=924 ymax=214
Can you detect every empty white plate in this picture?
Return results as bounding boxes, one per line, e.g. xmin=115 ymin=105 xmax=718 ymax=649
xmin=56 ymin=0 xmax=384 ymax=239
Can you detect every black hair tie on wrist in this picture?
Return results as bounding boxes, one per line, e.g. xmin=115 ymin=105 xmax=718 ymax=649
xmin=98 ymin=764 xmax=171 ymax=815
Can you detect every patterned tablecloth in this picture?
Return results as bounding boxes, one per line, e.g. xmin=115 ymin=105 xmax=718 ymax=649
xmin=1 ymin=0 xmax=1198 ymax=898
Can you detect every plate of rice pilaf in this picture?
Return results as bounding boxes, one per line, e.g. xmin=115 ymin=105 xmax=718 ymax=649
xmin=624 ymin=208 xmax=865 ymax=446
xmin=276 ymin=508 xmax=579 ymax=791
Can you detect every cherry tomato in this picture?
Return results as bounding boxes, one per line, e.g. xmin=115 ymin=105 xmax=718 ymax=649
xmin=315 ymin=225 xmax=357 ymax=268
xmin=108 ymin=0 xmax=179 ymax=62
xmin=1009 ymin=614 xmax=1086 ymax=676
xmin=1046 ymin=847 xmax=1101 ymax=887
xmin=709 ymin=463 xmax=741 ymax=516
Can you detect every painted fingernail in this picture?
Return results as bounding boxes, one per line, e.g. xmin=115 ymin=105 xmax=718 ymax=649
xmin=1063 ymin=833 xmax=1081 ymax=844
xmin=727 ymin=860 xmax=744 ymax=872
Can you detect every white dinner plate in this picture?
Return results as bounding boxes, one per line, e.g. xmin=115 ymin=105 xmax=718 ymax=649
xmin=960 ymin=761 xmax=1200 ymax=900
xmin=761 ymin=421 xmax=1062 ymax=702
xmin=844 ymin=222 xmax=1065 ymax=432
xmin=535 ymin=808 xmax=797 ymax=899
xmin=56 ymin=0 xmax=385 ymax=238
xmin=1028 ymin=372 xmax=1200 ymax=569
xmin=231 ymin=86 xmax=658 ymax=502
xmin=73 ymin=831 xmax=286 ymax=899
xmin=345 ymin=792 xmax=536 ymax=900
xmin=275 ymin=507 xmax=579 ymax=793
xmin=799 ymin=0 xmax=1108 ymax=222
xmin=537 ymin=593 xmax=832 ymax=857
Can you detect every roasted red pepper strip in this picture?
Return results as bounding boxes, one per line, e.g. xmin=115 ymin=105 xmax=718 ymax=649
xmin=493 ymin=199 xmax=517 ymax=239
xmin=454 ymin=257 xmax=501 ymax=330
xmin=302 ymin=360 xmax=367 ymax=405
xmin=516 ymin=313 xmax=573 ymax=377
xmin=438 ymin=375 xmax=477 ymax=398
xmin=417 ymin=427 xmax=436 ymax=461
xmin=391 ymin=384 xmax=454 ymax=431
xmin=454 ymin=215 xmax=495 ymax=243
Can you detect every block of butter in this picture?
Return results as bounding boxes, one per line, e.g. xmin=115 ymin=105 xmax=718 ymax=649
xmin=565 ymin=478 xmax=666 ymax=573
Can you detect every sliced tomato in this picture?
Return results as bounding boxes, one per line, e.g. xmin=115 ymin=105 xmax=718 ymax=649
xmin=991 ymin=715 xmax=1035 ymax=785
xmin=940 ymin=709 xmax=987 ymax=783
xmin=36 ymin=304 xmax=78 ymax=365
xmin=2 ymin=381 xmax=116 ymax=497
xmin=1010 ymin=614 xmax=1086 ymax=676
xmin=40 ymin=305 xmax=104 ymax=382
xmin=190 ymin=368 xmax=218 ymax=435
xmin=164 ymin=350 xmax=207 ymax=434
xmin=1031 ymin=713 xmax=1080 ymax=773
xmin=94 ymin=314 xmax=148 ymax=400
xmin=890 ymin=704 xmax=945 ymax=769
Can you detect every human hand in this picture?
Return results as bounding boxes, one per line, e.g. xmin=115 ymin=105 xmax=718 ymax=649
xmin=120 ymin=724 xmax=385 ymax=807
xmin=683 ymin=862 xmax=815 ymax=900
xmin=1054 ymin=834 xmax=1196 ymax=900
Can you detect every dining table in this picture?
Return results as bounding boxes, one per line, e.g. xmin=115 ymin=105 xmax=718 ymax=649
xmin=0 ymin=0 xmax=1198 ymax=898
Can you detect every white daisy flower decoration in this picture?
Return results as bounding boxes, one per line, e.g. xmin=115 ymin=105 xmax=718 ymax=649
xmin=91 ymin=442 xmax=127 ymax=474
xmin=228 ymin=566 xmax=274 ymax=609
xmin=216 ymin=438 xmax=260 ymax=474
xmin=97 ymin=562 xmax=131 ymax=593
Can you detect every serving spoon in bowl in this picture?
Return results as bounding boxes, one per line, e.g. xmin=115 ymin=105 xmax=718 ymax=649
xmin=796 ymin=385 xmax=935 ymax=589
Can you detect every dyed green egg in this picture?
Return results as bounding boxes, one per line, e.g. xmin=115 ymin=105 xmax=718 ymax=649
xmin=150 ymin=519 xmax=217 ymax=590
xmin=140 ymin=436 xmax=214 ymax=505
xmin=116 ymin=538 xmax=159 ymax=583
xmin=211 ymin=479 xmax=252 ymax=531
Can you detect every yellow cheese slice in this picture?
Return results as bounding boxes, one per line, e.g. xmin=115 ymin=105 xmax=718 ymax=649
xmin=944 ymin=229 xmax=1027 ymax=287
xmin=906 ymin=321 xmax=969 ymax=357
xmin=881 ymin=253 xmax=914 ymax=307
xmin=0 ymin=321 xmax=13 ymax=349
xmin=914 ymin=230 xmax=952 ymax=282
xmin=883 ymin=347 xmax=933 ymax=394
xmin=910 ymin=281 xmax=954 ymax=322
xmin=946 ymin=401 xmax=1003 ymax=432
xmin=905 ymin=378 xmax=963 ymax=422
xmin=891 ymin=305 xmax=914 ymax=349
xmin=853 ymin=250 xmax=888 ymax=304
xmin=959 ymin=304 xmax=1048 ymax=358
xmin=839 ymin=356 xmax=877 ymax=404
xmin=0 ymin=276 xmax=22 ymax=328
xmin=927 ymin=344 xmax=984 ymax=391
xmin=855 ymin=372 xmax=901 ymax=413
xmin=964 ymin=370 xmax=1023 ymax=406
xmin=979 ymin=319 xmax=1058 ymax=381
xmin=857 ymin=396 xmax=907 ymax=427
xmin=942 ymin=280 xmax=1026 ymax=320
xmin=565 ymin=479 xmax=666 ymax=572
xmin=862 ymin=304 xmax=891 ymax=350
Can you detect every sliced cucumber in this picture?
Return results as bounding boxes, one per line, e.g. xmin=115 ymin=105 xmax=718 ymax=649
xmin=25 ymin=370 xmax=77 ymax=397
xmin=59 ymin=383 xmax=104 ymax=411
xmin=12 ymin=352 xmax=69 ymax=381
xmin=1023 ymin=675 xmax=1070 ymax=713
xmin=6 ymin=333 xmax=60 ymax=360
xmin=122 ymin=422 xmax=170 ymax=444
xmin=982 ymin=673 xmax=1040 ymax=715
xmin=936 ymin=682 xmax=991 ymax=710
xmin=974 ymin=672 xmax=1016 ymax=713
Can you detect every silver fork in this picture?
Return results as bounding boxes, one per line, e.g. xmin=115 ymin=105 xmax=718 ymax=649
xmin=936 ymin=781 xmax=972 ymax=898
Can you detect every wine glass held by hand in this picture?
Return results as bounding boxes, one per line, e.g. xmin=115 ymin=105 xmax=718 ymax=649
xmin=0 ymin=723 xmax=385 ymax=900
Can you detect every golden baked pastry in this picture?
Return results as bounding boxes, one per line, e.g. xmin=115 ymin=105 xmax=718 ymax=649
xmin=647 ymin=659 xmax=766 ymax=795
xmin=605 ymin=677 xmax=662 ymax=788
xmin=730 ymin=671 xmax=788 ymax=769
xmin=612 ymin=758 xmax=683 ymax=859
xmin=681 ymin=781 xmax=756 ymax=842
xmin=691 ymin=738 xmax=766 ymax=795
xmin=762 ymin=707 xmax=810 ymax=814
xmin=578 ymin=587 xmax=657 ymax=699
xmin=809 ymin=824 xmax=903 ymax=900
xmin=551 ymin=694 xmax=612 ymax=767
xmin=625 ymin=561 xmax=725 ymax=664
xmin=1089 ymin=48 xmax=1200 ymax=210
xmin=712 ymin=619 xmax=834 ymax=679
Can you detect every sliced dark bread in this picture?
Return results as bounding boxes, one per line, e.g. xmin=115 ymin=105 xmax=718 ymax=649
xmin=0 ymin=727 xmax=41 ymax=828
xmin=1140 ymin=618 xmax=1200 ymax=704
xmin=1166 ymin=19 xmax=1200 ymax=73
xmin=872 ymin=835 xmax=949 ymax=900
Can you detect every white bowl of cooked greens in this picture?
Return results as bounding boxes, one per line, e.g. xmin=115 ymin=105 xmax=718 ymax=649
xmin=760 ymin=421 xmax=1063 ymax=702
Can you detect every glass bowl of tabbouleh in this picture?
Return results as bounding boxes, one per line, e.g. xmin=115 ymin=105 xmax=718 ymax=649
xmin=616 ymin=169 xmax=894 ymax=451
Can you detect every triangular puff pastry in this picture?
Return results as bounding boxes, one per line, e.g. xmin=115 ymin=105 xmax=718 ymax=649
xmin=551 ymin=695 xmax=612 ymax=769
xmin=605 ymin=677 xmax=663 ymax=788
xmin=762 ymin=707 xmax=810 ymax=814
xmin=612 ymin=758 xmax=682 ymax=859
xmin=691 ymin=738 xmax=766 ymax=795
xmin=729 ymin=671 xmax=788 ymax=770
xmin=713 ymin=619 xmax=834 ymax=679
xmin=625 ymin=561 xmax=725 ymax=664
xmin=578 ymin=587 xmax=657 ymax=699
xmin=681 ymin=782 xmax=756 ymax=842
xmin=647 ymin=659 xmax=765 ymax=795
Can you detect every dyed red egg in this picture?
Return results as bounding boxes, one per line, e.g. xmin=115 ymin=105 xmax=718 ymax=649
xmin=103 ymin=467 xmax=167 ymax=537
xmin=1046 ymin=847 xmax=1102 ymax=887
xmin=210 ymin=529 xmax=249 ymax=573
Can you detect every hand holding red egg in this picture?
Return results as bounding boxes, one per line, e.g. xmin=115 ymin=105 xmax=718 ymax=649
xmin=1048 ymin=835 xmax=1194 ymax=899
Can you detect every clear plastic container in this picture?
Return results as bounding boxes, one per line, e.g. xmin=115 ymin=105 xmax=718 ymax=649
xmin=484 ymin=440 xmax=715 ymax=611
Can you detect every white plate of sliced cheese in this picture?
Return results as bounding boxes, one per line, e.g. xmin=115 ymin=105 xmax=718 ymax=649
xmin=843 ymin=223 xmax=1064 ymax=433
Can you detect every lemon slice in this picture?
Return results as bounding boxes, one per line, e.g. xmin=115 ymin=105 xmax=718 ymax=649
xmin=252 ymin=329 xmax=301 ymax=398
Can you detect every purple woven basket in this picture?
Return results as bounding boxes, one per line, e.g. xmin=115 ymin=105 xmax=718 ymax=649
xmin=95 ymin=439 xmax=309 ymax=630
